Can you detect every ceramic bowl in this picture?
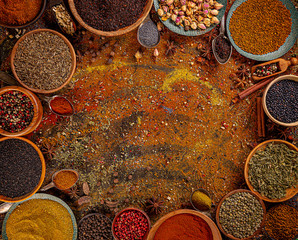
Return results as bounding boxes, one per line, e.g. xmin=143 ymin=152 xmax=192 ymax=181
xmin=262 ymin=75 xmax=298 ymax=127
xmin=0 ymin=0 xmax=47 ymax=28
xmin=112 ymin=207 xmax=151 ymax=240
xmin=0 ymin=86 xmax=43 ymax=137
xmin=147 ymin=209 xmax=222 ymax=240
xmin=215 ymin=189 xmax=266 ymax=240
xmin=10 ymin=29 xmax=76 ymax=94
xmin=244 ymin=139 xmax=298 ymax=202
xmin=0 ymin=137 xmax=46 ymax=203
xmin=68 ymin=0 xmax=153 ymax=37
xmin=1 ymin=193 xmax=77 ymax=240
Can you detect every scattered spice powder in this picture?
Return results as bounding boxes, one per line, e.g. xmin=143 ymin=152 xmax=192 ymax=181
xmin=54 ymin=170 xmax=78 ymax=190
xmin=50 ymin=97 xmax=73 ymax=116
xmin=14 ymin=31 xmax=72 ymax=90
xmin=6 ymin=199 xmax=73 ymax=240
xmin=264 ymin=204 xmax=298 ymax=240
xmin=229 ymin=0 xmax=292 ymax=55
xmin=0 ymin=90 xmax=34 ymax=133
xmin=0 ymin=0 xmax=43 ymax=26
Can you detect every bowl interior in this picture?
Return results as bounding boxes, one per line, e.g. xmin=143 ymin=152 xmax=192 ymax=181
xmin=1 ymin=193 xmax=77 ymax=240
xmin=0 ymin=137 xmax=46 ymax=202
xmin=0 ymin=0 xmax=47 ymax=29
xmin=226 ymin=0 xmax=298 ymax=61
xmin=10 ymin=29 xmax=76 ymax=94
xmin=244 ymin=139 xmax=298 ymax=202
xmin=215 ymin=189 xmax=266 ymax=240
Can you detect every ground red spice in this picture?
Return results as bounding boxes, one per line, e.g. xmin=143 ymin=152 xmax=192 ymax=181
xmin=50 ymin=97 xmax=73 ymax=116
xmin=154 ymin=214 xmax=213 ymax=240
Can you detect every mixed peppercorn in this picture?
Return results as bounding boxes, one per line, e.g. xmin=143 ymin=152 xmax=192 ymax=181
xmin=253 ymin=63 xmax=279 ymax=77
xmin=0 ymin=90 xmax=34 ymax=132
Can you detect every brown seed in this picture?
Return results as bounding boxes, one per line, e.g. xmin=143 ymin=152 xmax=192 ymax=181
xmin=113 ymin=172 xmax=119 ymax=177
xmin=106 ymin=58 xmax=113 ymax=65
xmin=110 ymin=51 xmax=115 ymax=57
xmin=108 ymin=189 xmax=114 ymax=194
xmin=75 ymin=196 xmax=92 ymax=206
xmin=82 ymin=182 xmax=90 ymax=195
xmin=128 ymin=175 xmax=133 ymax=180
xmin=114 ymin=179 xmax=119 ymax=184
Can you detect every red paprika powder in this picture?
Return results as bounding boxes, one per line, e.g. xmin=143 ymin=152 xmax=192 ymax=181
xmin=50 ymin=97 xmax=73 ymax=116
xmin=154 ymin=213 xmax=213 ymax=240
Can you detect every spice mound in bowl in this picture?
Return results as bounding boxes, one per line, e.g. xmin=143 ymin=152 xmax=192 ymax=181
xmin=228 ymin=0 xmax=292 ymax=55
xmin=4 ymin=199 xmax=74 ymax=239
xmin=78 ymin=213 xmax=112 ymax=240
xmin=217 ymin=190 xmax=265 ymax=239
xmin=11 ymin=29 xmax=76 ymax=93
xmin=0 ymin=138 xmax=44 ymax=200
xmin=248 ymin=142 xmax=297 ymax=200
xmin=73 ymin=0 xmax=147 ymax=31
xmin=112 ymin=208 xmax=150 ymax=240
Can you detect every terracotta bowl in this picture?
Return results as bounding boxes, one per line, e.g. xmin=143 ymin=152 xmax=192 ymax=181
xmin=244 ymin=139 xmax=298 ymax=202
xmin=10 ymin=29 xmax=76 ymax=94
xmin=147 ymin=209 xmax=222 ymax=240
xmin=112 ymin=207 xmax=151 ymax=240
xmin=215 ymin=189 xmax=266 ymax=240
xmin=0 ymin=0 xmax=47 ymax=29
xmin=262 ymin=75 xmax=298 ymax=127
xmin=0 ymin=86 xmax=43 ymax=137
xmin=0 ymin=137 xmax=46 ymax=203
xmin=68 ymin=0 xmax=153 ymax=37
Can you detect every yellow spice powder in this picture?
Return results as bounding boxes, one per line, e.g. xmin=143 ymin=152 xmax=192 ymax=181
xmin=6 ymin=199 xmax=73 ymax=240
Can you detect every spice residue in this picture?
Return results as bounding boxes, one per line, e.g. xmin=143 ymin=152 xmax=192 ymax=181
xmin=229 ymin=0 xmax=292 ymax=55
xmin=14 ymin=31 xmax=72 ymax=90
xmin=50 ymin=97 xmax=73 ymax=116
xmin=54 ymin=170 xmax=78 ymax=190
xmin=6 ymin=199 xmax=73 ymax=240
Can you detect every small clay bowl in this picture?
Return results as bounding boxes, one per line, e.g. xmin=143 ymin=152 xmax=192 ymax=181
xmin=262 ymin=75 xmax=298 ymax=127
xmin=112 ymin=207 xmax=151 ymax=240
xmin=10 ymin=29 xmax=76 ymax=94
xmin=0 ymin=137 xmax=46 ymax=203
xmin=0 ymin=0 xmax=47 ymax=29
xmin=68 ymin=0 xmax=153 ymax=37
xmin=147 ymin=209 xmax=222 ymax=240
xmin=215 ymin=189 xmax=266 ymax=240
xmin=244 ymin=139 xmax=298 ymax=202
xmin=0 ymin=86 xmax=43 ymax=137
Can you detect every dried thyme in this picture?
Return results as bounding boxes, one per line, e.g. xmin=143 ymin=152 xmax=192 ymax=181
xmin=14 ymin=32 xmax=72 ymax=90
xmin=248 ymin=143 xmax=298 ymax=199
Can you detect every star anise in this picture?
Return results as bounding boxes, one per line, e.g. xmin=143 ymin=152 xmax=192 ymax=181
xmin=276 ymin=127 xmax=292 ymax=140
xmin=145 ymin=197 xmax=164 ymax=215
xmin=165 ymin=40 xmax=177 ymax=56
xmin=65 ymin=185 xmax=80 ymax=199
xmin=200 ymin=46 xmax=212 ymax=60
xmin=41 ymin=142 xmax=56 ymax=160
xmin=236 ymin=65 xmax=250 ymax=79
xmin=233 ymin=77 xmax=248 ymax=89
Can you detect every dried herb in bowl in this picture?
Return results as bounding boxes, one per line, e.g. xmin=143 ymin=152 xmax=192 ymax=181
xmin=14 ymin=31 xmax=72 ymax=90
xmin=248 ymin=143 xmax=298 ymax=199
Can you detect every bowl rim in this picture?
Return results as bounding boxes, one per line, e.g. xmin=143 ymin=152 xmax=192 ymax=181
xmin=1 ymin=193 xmax=77 ymax=240
xmin=147 ymin=209 xmax=222 ymax=240
xmin=262 ymin=75 xmax=298 ymax=127
xmin=215 ymin=189 xmax=266 ymax=240
xmin=68 ymin=0 xmax=153 ymax=37
xmin=244 ymin=139 xmax=298 ymax=202
xmin=0 ymin=136 xmax=46 ymax=202
xmin=10 ymin=28 xmax=77 ymax=94
xmin=0 ymin=86 xmax=43 ymax=137
xmin=0 ymin=0 xmax=47 ymax=29
xmin=112 ymin=207 xmax=151 ymax=240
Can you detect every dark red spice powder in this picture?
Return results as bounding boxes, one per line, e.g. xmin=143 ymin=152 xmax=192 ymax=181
xmin=50 ymin=97 xmax=73 ymax=116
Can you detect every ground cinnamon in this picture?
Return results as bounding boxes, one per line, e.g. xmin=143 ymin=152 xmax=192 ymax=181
xmin=50 ymin=97 xmax=73 ymax=116
xmin=54 ymin=170 xmax=78 ymax=190
xmin=0 ymin=0 xmax=43 ymax=26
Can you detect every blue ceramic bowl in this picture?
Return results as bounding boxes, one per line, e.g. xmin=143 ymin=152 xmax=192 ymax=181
xmin=226 ymin=0 xmax=298 ymax=61
xmin=1 ymin=193 xmax=78 ymax=240
xmin=153 ymin=0 xmax=228 ymax=36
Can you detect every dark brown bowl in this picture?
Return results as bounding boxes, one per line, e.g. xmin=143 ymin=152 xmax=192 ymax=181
xmin=0 ymin=0 xmax=47 ymax=29
xmin=215 ymin=189 xmax=266 ymax=240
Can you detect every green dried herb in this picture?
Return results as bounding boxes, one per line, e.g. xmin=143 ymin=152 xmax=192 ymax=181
xmin=248 ymin=143 xmax=298 ymax=199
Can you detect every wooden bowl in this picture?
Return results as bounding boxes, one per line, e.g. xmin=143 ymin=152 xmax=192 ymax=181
xmin=0 ymin=0 xmax=47 ymax=29
xmin=262 ymin=75 xmax=298 ymax=127
xmin=10 ymin=29 xmax=76 ymax=94
xmin=68 ymin=0 xmax=153 ymax=37
xmin=147 ymin=209 xmax=222 ymax=240
xmin=244 ymin=139 xmax=298 ymax=202
xmin=0 ymin=137 xmax=46 ymax=203
xmin=0 ymin=86 xmax=43 ymax=137
xmin=215 ymin=189 xmax=266 ymax=240
xmin=112 ymin=207 xmax=151 ymax=240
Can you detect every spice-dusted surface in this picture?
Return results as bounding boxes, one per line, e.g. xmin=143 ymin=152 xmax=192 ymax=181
xmin=0 ymin=0 xmax=297 ymax=239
